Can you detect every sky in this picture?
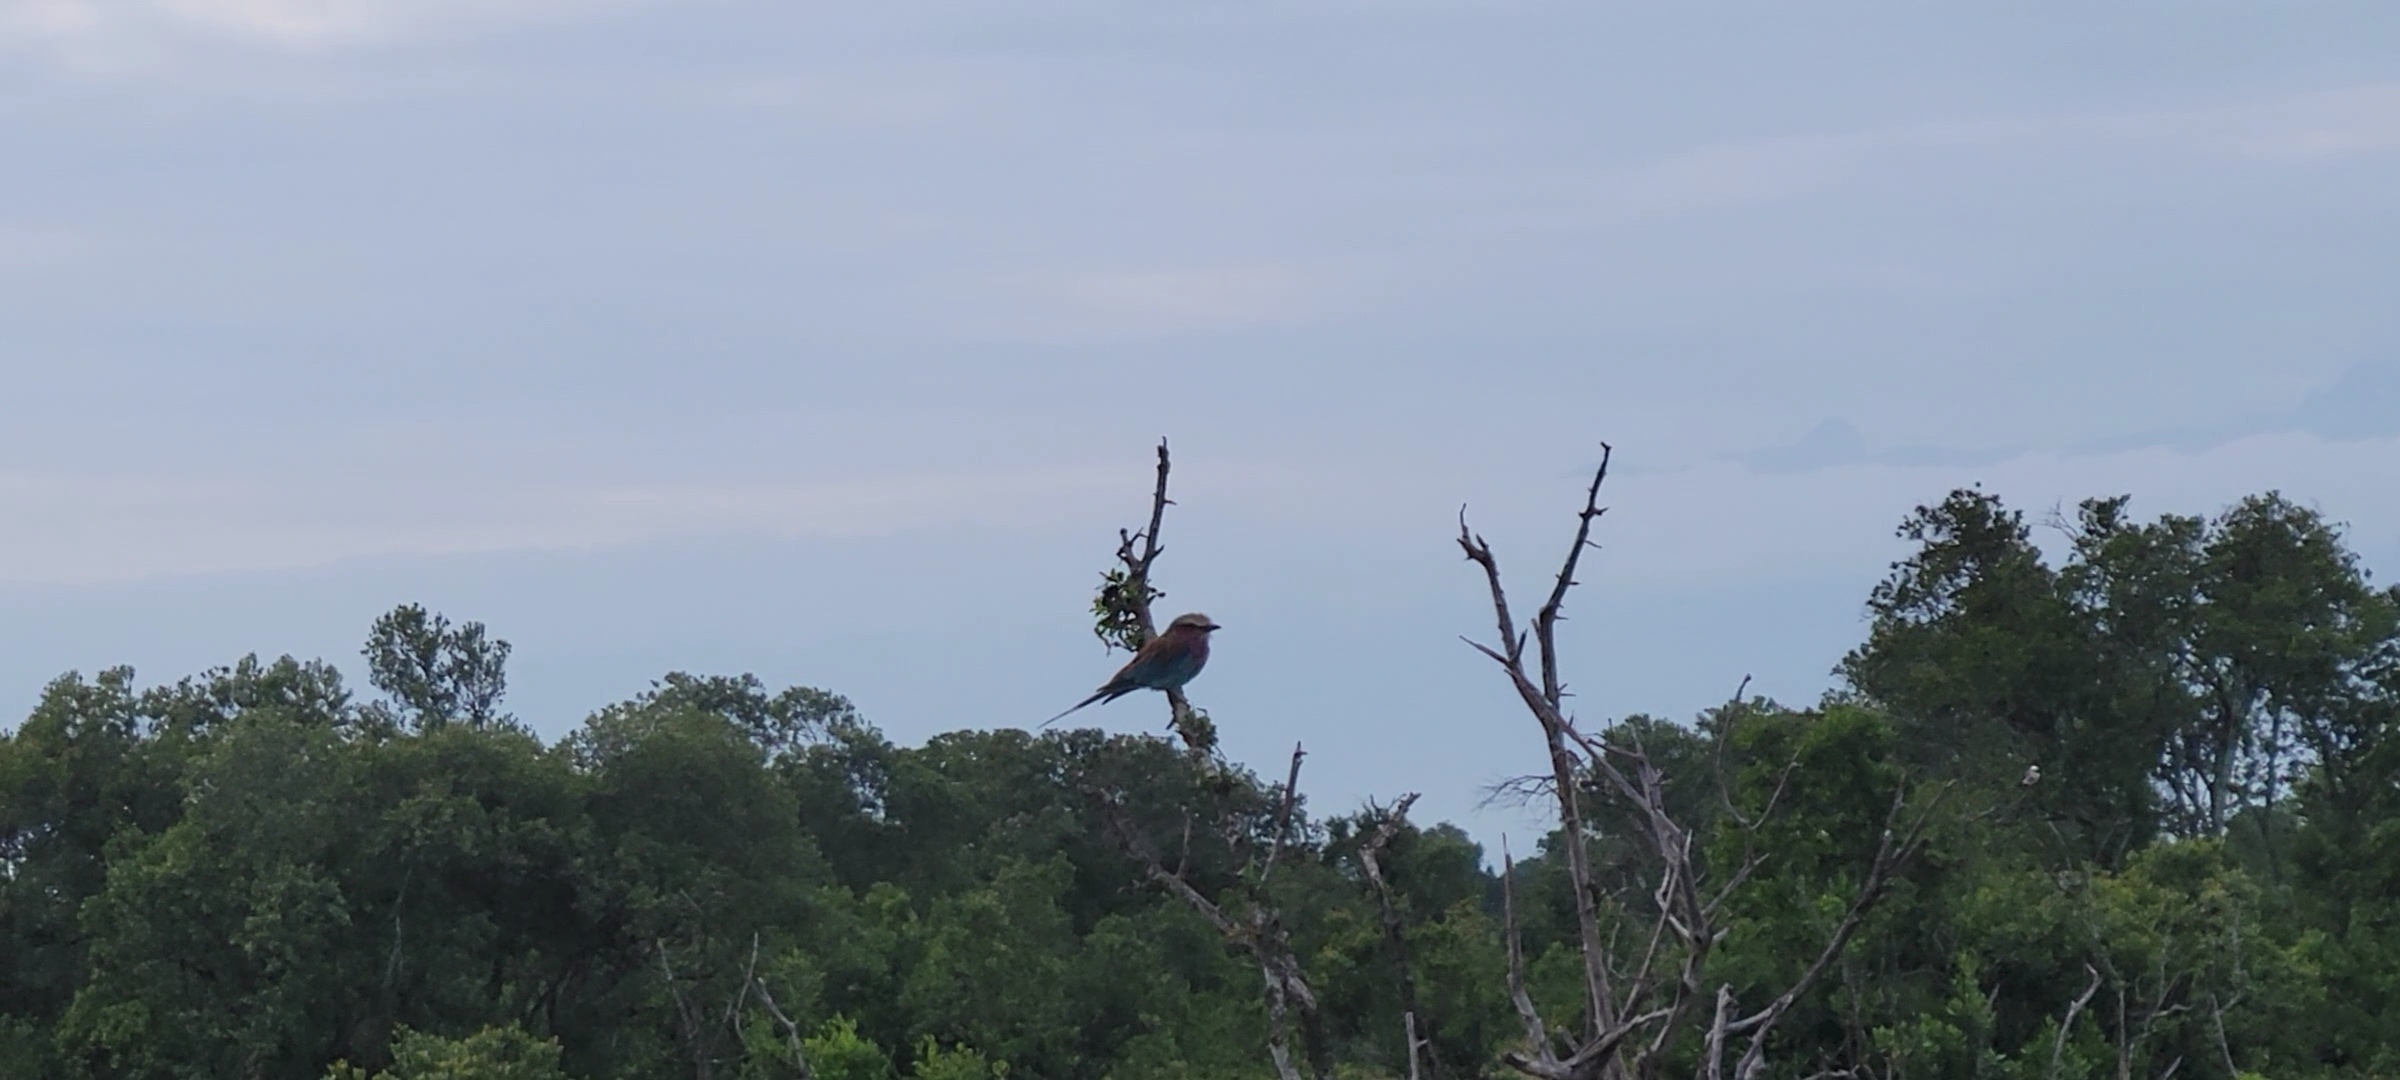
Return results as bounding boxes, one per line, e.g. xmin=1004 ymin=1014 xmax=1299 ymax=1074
xmin=4 ymin=1 xmax=2398 ymax=851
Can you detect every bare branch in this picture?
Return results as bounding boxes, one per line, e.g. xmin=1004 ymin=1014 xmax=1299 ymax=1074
xmin=1137 ymin=439 xmax=1200 ymax=742
xmin=727 ymin=935 xmax=757 ymax=1038
xmin=1458 ymin=504 xmax=1528 ymax=669
xmin=1458 ymin=454 xmax=1624 ymax=1053
xmin=1726 ymin=781 xmax=1953 ymax=1077
xmin=1261 ymin=743 xmax=1308 ymax=883
xmin=1710 ymin=674 xmax=1757 ymax=827
xmin=1704 ymin=985 xmax=1738 ymax=1080
xmin=654 ymin=939 xmax=712 ymax=1080
xmin=735 ymin=933 xmax=816 ymax=1080
xmin=2209 ymin=993 xmax=2242 ymax=1079
xmin=1534 ymin=443 xmax=1613 ymax=711
xmin=1255 ymin=950 xmax=1308 ymax=1080
xmin=2049 ymin=964 xmax=2102 ymax=1080
xmin=1457 ymin=441 xmax=1949 ymax=1080
xmin=1498 ymin=838 xmax=1553 ymax=1068
xmin=1173 ymin=811 xmax=1196 ymax=880
xmin=1103 ymin=803 xmax=1241 ymax=939
xmin=1099 ymin=790 xmax=1328 ymax=1080
xmin=1360 ymin=793 xmax=1431 ymax=1080
xmin=1702 ymin=850 xmax=1770 ymax=923
xmin=1140 ymin=438 xmax=1171 ymax=575
xmin=1095 ymin=437 xmax=1211 ymax=753
xmin=1479 ymin=773 xmax=1558 ymax=812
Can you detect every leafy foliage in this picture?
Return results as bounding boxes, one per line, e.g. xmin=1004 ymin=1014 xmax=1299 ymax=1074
xmin=1 ymin=483 xmax=2395 ymax=1078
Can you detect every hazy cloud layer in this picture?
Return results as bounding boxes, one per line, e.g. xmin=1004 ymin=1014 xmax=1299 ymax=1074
xmin=3 ymin=1 xmax=2397 ymax=844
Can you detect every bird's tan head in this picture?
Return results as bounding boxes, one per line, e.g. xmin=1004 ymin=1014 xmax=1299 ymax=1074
xmin=1166 ymin=612 xmax=1221 ymax=634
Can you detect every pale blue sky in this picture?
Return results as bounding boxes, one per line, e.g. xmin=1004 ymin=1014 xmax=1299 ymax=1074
xmin=4 ymin=2 xmax=2397 ymax=846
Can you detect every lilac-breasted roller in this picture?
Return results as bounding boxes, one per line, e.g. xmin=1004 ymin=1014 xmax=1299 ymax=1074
xmin=1039 ymin=612 xmax=1221 ymax=729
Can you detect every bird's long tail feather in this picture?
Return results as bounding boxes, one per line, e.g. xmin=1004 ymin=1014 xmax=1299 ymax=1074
xmin=1037 ymin=689 xmax=1110 ymax=730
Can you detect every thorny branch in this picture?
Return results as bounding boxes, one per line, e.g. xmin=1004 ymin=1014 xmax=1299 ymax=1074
xmin=1461 ymin=445 xmax=1944 ymax=1080
xmin=1458 ymin=444 xmax=1621 ymax=1058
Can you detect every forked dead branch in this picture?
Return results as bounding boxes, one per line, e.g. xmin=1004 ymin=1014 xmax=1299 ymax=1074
xmin=1456 ymin=445 xmax=1949 ymax=1080
xmin=1079 ymin=439 xmax=1335 ymax=1080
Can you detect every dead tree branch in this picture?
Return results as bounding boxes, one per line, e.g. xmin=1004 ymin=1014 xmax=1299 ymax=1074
xmin=1098 ymin=769 xmax=1336 ymax=1080
xmin=655 ymin=938 xmax=714 ymax=1080
xmin=1722 ymin=782 xmax=1952 ymax=1080
xmin=2208 ymin=992 xmax=2242 ymax=1079
xmin=1459 ymin=445 xmax=1942 ymax=1080
xmin=1457 ymin=444 xmax=1621 ymax=1058
xmin=1093 ymin=437 xmax=1213 ymax=754
xmin=2050 ymin=964 xmax=2103 ymax=1080
xmin=1076 ymin=440 xmax=1332 ymax=1078
xmin=1262 ymin=743 xmax=1308 ymax=883
xmin=738 ymin=933 xmax=815 ymax=1080
xmin=1499 ymin=837 xmax=1553 ymax=1063
xmin=1360 ymin=793 xmax=1434 ymax=1080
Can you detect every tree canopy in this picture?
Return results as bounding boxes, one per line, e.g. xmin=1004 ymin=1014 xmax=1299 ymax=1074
xmin=4 ymin=456 xmax=2396 ymax=1079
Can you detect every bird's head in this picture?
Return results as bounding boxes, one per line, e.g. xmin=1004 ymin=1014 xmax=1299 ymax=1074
xmin=1167 ymin=612 xmax=1221 ymax=635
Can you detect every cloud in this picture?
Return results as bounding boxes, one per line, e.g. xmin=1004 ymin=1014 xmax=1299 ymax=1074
xmin=1818 ymin=359 xmax=2400 ymax=467
xmin=1883 ymin=83 xmax=2400 ymax=167
xmin=1741 ymin=417 xmax=1872 ymax=474
xmin=0 ymin=449 xmax=1393 ymax=587
xmin=1481 ymin=82 xmax=2400 ymax=234
xmin=680 ymin=71 xmax=967 ymax=128
xmin=2290 ymin=361 xmax=2400 ymax=440
xmin=987 ymin=261 xmax=1386 ymax=342
xmin=0 ymin=0 xmax=652 ymax=69
xmin=2132 ymin=84 xmax=2400 ymax=163
xmin=11 ymin=423 xmax=2391 ymax=597
xmin=1595 ymin=431 xmax=2400 ymax=592
xmin=0 ymin=223 xmax=87 ymax=271
xmin=0 ymin=462 xmax=1135 ymax=586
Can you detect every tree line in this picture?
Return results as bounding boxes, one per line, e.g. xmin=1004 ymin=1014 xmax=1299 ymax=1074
xmin=3 ymin=441 xmax=2397 ymax=1079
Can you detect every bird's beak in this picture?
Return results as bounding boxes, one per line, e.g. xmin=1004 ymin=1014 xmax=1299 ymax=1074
xmin=1205 ymin=623 xmax=1222 ymax=632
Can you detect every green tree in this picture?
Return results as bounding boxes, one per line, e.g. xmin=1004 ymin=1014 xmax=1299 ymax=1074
xmin=804 ymin=1017 xmax=893 ymax=1080
xmin=326 ymin=1024 xmax=571 ymax=1080
xmin=363 ymin=604 xmax=514 ymax=732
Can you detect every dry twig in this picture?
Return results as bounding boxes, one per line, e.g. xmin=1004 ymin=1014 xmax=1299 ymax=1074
xmin=1096 ymin=438 xmax=1212 ymax=754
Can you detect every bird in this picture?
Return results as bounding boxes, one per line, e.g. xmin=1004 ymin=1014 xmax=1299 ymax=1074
xmin=1039 ymin=612 xmax=1221 ymax=729
xmin=2020 ymin=764 xmax=2041 ymax=788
